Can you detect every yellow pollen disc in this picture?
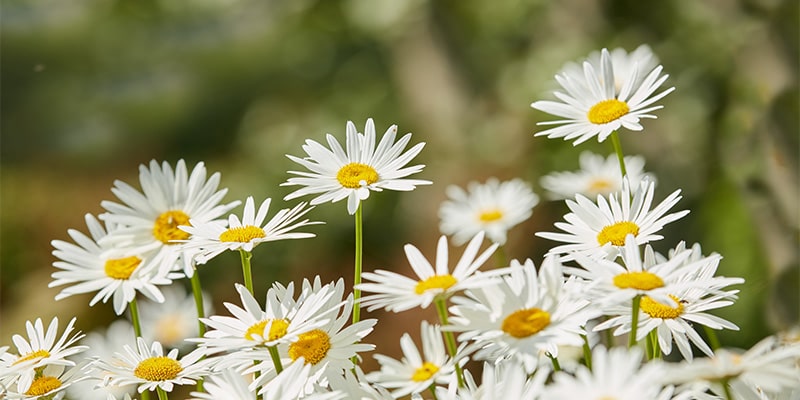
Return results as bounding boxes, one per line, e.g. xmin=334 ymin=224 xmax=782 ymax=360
xmin=155 ymin=316 xmax=186 ymax=345
xmin=153 ymin=210 xmax=191 ymax=244
xmin=104 ymin=256 xmax=142 ymax=280
xmin=244 ymin=319 xmax=289 ymax=342
xmin=336 ymin=162 xmax=379 ymax=189
xmin=288 ymin=329 xmax=331 ymax=365
xmin=597 ymin=221 xmax=640 ymax=246
xmin=641 ymin=295 xmax=684 ymax=319
xmin=25 ymin=375 xmax=62 ymax=396
xmin=587 ymin=99 xmax=630 ymax=125
xmin=613 ymin=271 xmax=664 ymax=290
xmin=414 ymin=274 xmax=458 ymax=295
xmin=411 ymin=361 xmax=440 ymax=382
xmin=13 ymin=349 xmax=50 ymax=365
xmin=501 ymin=308 xmax=551 ymax=338
xmin=134 ymin=356 xmax=183 ymax=381
xmin=587 ymin=179 xmax=614 ymax=195
xmin=478 ymin=209 xmax=504 ymax=222
xmin=219 ymin=225 xmax=266 ymax=243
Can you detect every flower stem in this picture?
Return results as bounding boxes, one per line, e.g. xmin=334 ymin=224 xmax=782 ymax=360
xmin=352 ymin=203 xmax=363 ymax=325
xmin=548 ymin=353 xmax=561 ymax=372
xmin=494 ymin=245 xmax=507 ymax=268
xmin=628 ymin=295 xmax=641 ymax=348
xmin=647 ymin=330 xmax=661 ymax=360
xmin=704 ymin=326 xmax=721 ymax=350
xmin=610 ymin=131 xmax=628 ymax=179
xmin=268 ymin=345 xmax=284 ymax=374
xmin=581 ymin=333 xmax=592 ymax=371
xmin=189 ymin=269 xmax=206 ymax=392
xmin=434 ymin=297 xmax=464 ymax=387
xmin=129 ymin=297 xmax=143 ymax=338
xmin=156 ymin=387 xmax=169 ymax=400
xmin=429 ymin=384 xmax=439 ymax=400
xmin=239 ymin=249 xmax=254 ymax=295
xmin=722 ymin=379 xmax=734 ymax=400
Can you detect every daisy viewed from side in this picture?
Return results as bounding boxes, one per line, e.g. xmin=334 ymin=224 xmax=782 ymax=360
xmin=536 ymin=178 xmax=689 ymax=261
xmin=282 ymin=118 xmax=431 ymax=214
xmin=2 ymin=361 xmax=89 ymax=400
xmin=356 ymin=231 xmax=499 ymax=313
xmin=540 ymin=151 xmax=652 ymax=200
xmin=559 ymin=44 xmax=660 ymax=97
xmin=139 ymin=285 xmax=213 ymax=351
xmin=438 ymin=177 xmax=539 ymax=246
xmin=531 ymin=47 xmax=674 ymax=145
xmin=65 ymin=319 xmax=137 ymax=400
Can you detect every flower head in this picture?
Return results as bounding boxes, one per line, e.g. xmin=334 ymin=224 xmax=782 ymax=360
xmin=540 ymin=151 xmax=652 ymax=200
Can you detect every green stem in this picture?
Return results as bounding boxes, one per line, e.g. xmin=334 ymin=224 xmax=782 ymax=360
xmin=239 ymin=250 xmax=254 ymax=295
xmin=581 ymin=333 xmax=592 ymax=371
xmin=429 ymin=384 xmax=439 ymax=400
xmin=494 ymin=245 xmax=507 ymax=268
xmin=646 ymin=330 xmax=661 ymax=360
xmin=352 ymin=203 xmax=363 ymax=325
xmin=704 ymin=326 xmax=721 ymax=350
xmin=129 ymin=297 xmax=143 ymax=338
xmin=268 ymin=346 xmax=283 ymax=374
xmin=548 ymin=353 xmax=561 ymax=372
xmin=434 ymin=297 xmax=464 ymax=387
xmin=721 ymin=379 xmax=734 ymax=400
xmin=156 ymin=387 xmax=169 ymax=400
xmin=610 ymin=131 xmax=628 ymax=179
xmin=628 ymin=295 xmax=641 ymax=348
xmin=189 ymin=270 xmax=206 ymax=393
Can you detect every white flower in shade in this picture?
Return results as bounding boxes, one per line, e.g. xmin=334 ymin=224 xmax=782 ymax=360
xmin=436 ymin=360 xmax=548 ymax=400
xmin=3 ymin=361 xmax=88 ymax=400
xmin=540 ymin=151 xmax=652 ymax=200
xmin=139 ymin=285 xmax=212 ymax=351
xmin=541 ymin=345 xmax=673 ymax=400
xmin=65 ymin=319 xmax=137 ymax=400
xmin=560 ymin=45 xmax=660 ymax=97
xmin=189 ymin=369 xmax=253 ymax=400
xmin=357 ymin=232 xmax=500 ymax=313
xmin=326 ymin=367 xmax=394 ymax=400
xmin=531 ymin=47 xmax=674 ymax=145
xmin=438 ymin=178 xmax=539 ymax=246
xmin=535 ymin=178 xmax=688 ymax=261
xmin=593 ymin=242 xmax=743 ymax=361
xmin=0 ymin=317 xmax=88 ymax=394
xmin=282 ymin=118 xmax=432 ymax=215
xmin=49 ymin=214 xmax=173 ymax=315
xmin=178 ymin=196 xmax=320 ymax=264
xmin=447 ymin=257 xmax=594 ymax=372
xmin=99 ymin=159 xmax=240 ymax=277
xmin=367 ymin=321 xmax=456 ymax=397
xmin=95 ymin=337 xmax=208 ymax=394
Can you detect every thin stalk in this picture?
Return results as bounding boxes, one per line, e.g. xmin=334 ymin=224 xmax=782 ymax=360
xmin=434 ymin=297 xmax=464 ymax=387
xmin=129 ymin=297 xmax=143 ymax=338
xmin=610 ymin=131 xmax=628 ymax=178
xmin=156 ymin=387 xmax=169 ymax=400
xmin=189 ymin=270 xmax=206 ymax=392
xmin=722 ymin=379 xmax=734 ymax=400
xmin=581 ymin=333 xmax=592 ymax=371
xmin=239 ymin=249 xmax=254 ymax=295
xmin=646 ymin=330 xmax=662 ymax=360
xmin=628 ymin=295 xmax=641 ymax=348
xmin=429 ymin=384 xmax=439 ymax=400
xmin=704 ymin=326 xmax=721 ymax=350
xmin=268 ymin=346 xmax=284 ymax=374
xmin=494 ymin=245 xmax=507 ymax=268
xmin=548 ymin=353 xmax=561 ymax=372
xmin=352 ymin=203 xmax=363 ymax=325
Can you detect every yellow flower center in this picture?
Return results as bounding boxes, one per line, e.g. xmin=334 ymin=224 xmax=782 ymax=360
xmin=25 ymin=375 xmax=62 ymax=396
xmin=219 ymin=225 xmax=266 ymax=243
xmin=597 ymin=221 xmax=639 ymax=246
xmin=13 ymin=349 xmax=50 ymax=365
xmin=587 ymin=179 xmax=614 ymax=195
xmin=153 ymin=210 xmax=191 ymax=244
xmin=411 ymin=361 xmax=440 ymax=382
xmin=640 ymin=295 xmax=684 ymax=319
xmin=501 ymin=308 xmax=551 ymax=338
xmin=613 ymin=271 xmax=664 ymax=290
xmin=134 ymin=356 xmax=183 ymax=381
xmin=155 ymin=315 xmax=187 ymax=345
xmin=587 ymin=99 xmax=630 ymax=124
xmin=244 ymin=319 xmax=289 ymax=342
xmin=414 ymin=274 xmax=458 ymax=295
xmin=336 ymin=162 xmax=379 ymax=189
xmin=478 ymin=209 xmax=504 ymax=222
xmin=288 ymin=329 xmax=331 ymax=365
xmin=104 ymin=256 xmax=142 ymax=280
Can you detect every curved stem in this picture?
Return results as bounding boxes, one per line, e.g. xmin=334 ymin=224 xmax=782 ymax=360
xmin=610 ymin=131 xmax=628 ymax=179
xmin=628 ymin=295 xmax=641 ymax=348
xmin=352 ymin=203 xmax=364 ymax=325
xmin=239 ymin=249 xmax=254 ymax=295
xmin=434 ymin=297 xmax=464 ymax=387
xmin=129 ymin=297 xmax=143 ymax=338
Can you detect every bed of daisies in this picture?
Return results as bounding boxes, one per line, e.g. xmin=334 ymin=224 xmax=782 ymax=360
xmin=2 ymin=45 xmax=799 ymax=400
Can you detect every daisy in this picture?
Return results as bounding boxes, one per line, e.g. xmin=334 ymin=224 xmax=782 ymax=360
xmin=189 ymin=369 xmax=253 ymax=400
xmin=539 ymin=151 xmax=652 ymax=200
xmin=65 ymin=319 xmax=137 ymax=400
xmin=435 ymin=360 xmax=548 ymax=400
xmin=139 ymin=285 xmax=213 ymax=350
xmin=356 ymin=231 xmax=500 ymax=313
xmin=531 ymin=47 xmax=674 ymax=145
xmin=535 ymin=178 xmax=689 ymax=261
xmin=282 ymin=118 xmax=432 ymax=215
xmin=0 ymin=317 xmax=88 ymax=394
xmin=559 ymin=45 xmax=660 ymax=97
xmin=438 ymin=177 xmax=539 ymax=246
xmin=367 ymin=321 xmax=457 ymax=397
xmin=99 ymin=159 xmax=240 ymax=277
xmin=177 ymin=196 xmax=320 ymax=264
xmin=95 ymin=337 xmax=209 ymax=394
xmin=326 ymin=367 xmax=394 ymax=400
xmin=447 ymin=257 xmax=594 ymax=372
xmin=3 ymin=361 xmax=88 ymax=400
xmin=50 ymin=213 xmax=173 ymax=315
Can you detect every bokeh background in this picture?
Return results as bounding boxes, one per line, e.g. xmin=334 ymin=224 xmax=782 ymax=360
xmin=2 ymin=0 xmax=798 ymax=375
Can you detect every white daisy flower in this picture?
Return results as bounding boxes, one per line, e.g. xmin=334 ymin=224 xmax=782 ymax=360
xmin=367 ymin=321 xmax=456 ymax=398
xmin=357 ymin=231 xmax=500 ymax=313
xmin=326 ymin=367 xmax=394 ymax=400
xmin=541 ymin=345 xmax=673 ymax=400
xmin=99 ymin=159 xmax=240 ymax=277
xmin=3 ymin=361 xmax=89 ymax=400
xmin=65 ymin=320 xmax=138 ymax=400
xmin=447 ymin=257 xmax=594 ymax=372
xmin=189 ymin=369 xmax=253 ymax=400
xmin=435 ymin=360 xmax=548 ymax=400
xmin=49 ymin=214 xmax=173 ymax=315
xmin=540 ymin=151 xmax=652 ymax=200
xmin=438 ymin=177 xmax=539 ymax=246
xmin=178 ymin=196 xmax=320 ymax=264
xmin=95 ymin=337 xmax=208 ymax=394
xmin=282 ymin=118 xmax=432 ymax=215
xmin=536 ymin=178 xmax=689 ymax=261
xmin=531 ymin=47 xmax=674 ymax=145
xmin=559 ymin=44 xmax=660 ymax=97
xmin=0 ymin=317 xmax=88 ymax=394
xmin=139 ymin=285 xmax=212 ymax=351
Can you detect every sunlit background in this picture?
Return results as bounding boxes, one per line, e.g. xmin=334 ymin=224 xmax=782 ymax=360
xmin=2 ymin=0 xmax=798 ymax=377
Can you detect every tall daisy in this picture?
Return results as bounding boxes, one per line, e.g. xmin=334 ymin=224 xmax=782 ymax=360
xmin=438 ymin=177 xmax=539 ymax=246
xmin=356 ymin=231 xmax=499 ymax=313
xmin=531 ymin=47 xmax=674 ymax=145
xmin=559 ymin=45 xmax=660 ymax=97
xmin=138 ymin=285 xmax=213 ymax=351
xmin=540 ymin=151 xmax=652 ymax=200
xmin=536 ymin=178 xmax=688 ymax=261
xmin=65 ymin=319 xmax=137 ymax=400
xmin=282 ymin=118 xmax=431 ymax=215
xmin=99 ymin=159 xmax=240 ymax=278
xmin=50 ymin=213 xmax=173 ymax=315
xmin=2 ymin=361 xmax=89 ymax=400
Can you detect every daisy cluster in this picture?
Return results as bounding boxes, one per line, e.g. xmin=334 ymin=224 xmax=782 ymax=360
xmin=2 ymin=45 xmax=799 ymax=400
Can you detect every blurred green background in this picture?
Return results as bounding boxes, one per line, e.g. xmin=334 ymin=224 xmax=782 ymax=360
xmin=1 ymin=0 xmax=798 ymax=364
